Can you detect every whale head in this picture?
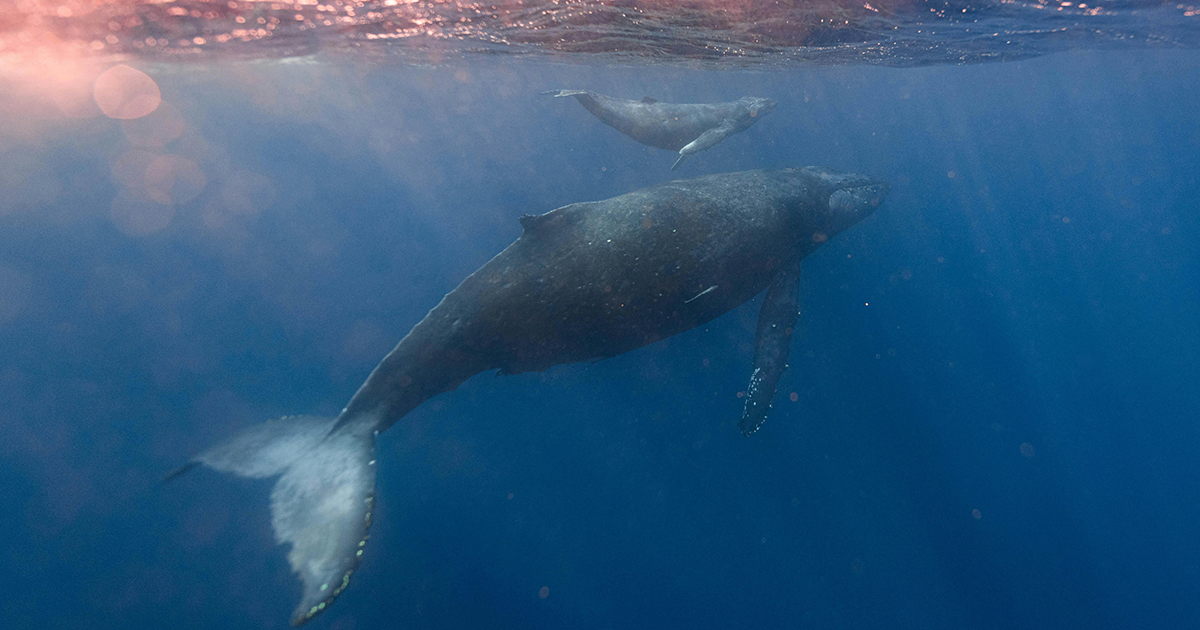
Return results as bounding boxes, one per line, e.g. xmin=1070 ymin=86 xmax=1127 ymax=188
xmin=797 ymin=167 xmax=889 ymax=242
xmin=743 ymin=96 xmax=777 ymax=119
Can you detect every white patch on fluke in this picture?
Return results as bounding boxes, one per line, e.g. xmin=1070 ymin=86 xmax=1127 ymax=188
xmin=192 ymin=414 xmax=378 ymax=625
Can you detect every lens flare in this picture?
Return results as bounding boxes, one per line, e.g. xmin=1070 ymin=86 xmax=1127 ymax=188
xmin=93 ymin=64 xmax=161 ymax=120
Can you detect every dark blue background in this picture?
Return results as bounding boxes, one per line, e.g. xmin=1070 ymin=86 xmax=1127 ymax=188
xmin=1 ymin=50 xmax=1198 ymax=629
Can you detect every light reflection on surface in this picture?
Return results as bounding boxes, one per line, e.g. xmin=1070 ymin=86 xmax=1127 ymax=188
xmin=0 ymin=0 xmax=1196 ymax=70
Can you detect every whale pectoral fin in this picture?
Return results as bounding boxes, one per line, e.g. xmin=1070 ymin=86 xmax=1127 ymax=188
xmin=543 ymin=89 xmax=589 ymax=98
xmin=673 ymin=120 xmax=740 ymax=170
xmin=740 ymin=258 xmax=802 ymax=437
xmin=176 ymin=415 xmax=378 ymax=626
xmin=679 ymin=119 xmax=740 ymax=157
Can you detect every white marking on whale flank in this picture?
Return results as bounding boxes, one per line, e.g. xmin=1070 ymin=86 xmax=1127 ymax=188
xmin=685 ymin=285 xmax=718 ymax=303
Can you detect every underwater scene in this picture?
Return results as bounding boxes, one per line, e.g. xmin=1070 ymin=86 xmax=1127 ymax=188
xmin=2 ymin=1 xmax=1199 ymax=629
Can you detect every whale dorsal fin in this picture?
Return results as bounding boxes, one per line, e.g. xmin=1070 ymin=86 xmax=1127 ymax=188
xmin=519 ymin=213 xmax=554 ymax=234
xmin=641 ymin=96 xmax=659 ymax=104
xmin=518 ymin=210 xmax=569 ymax=236
xmin=519 ymin=203 xmax=590 ymax=238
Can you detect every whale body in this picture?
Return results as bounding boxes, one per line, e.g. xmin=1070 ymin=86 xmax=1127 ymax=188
xmin=172 ymin=167 xmax=888 ymax=625
xmin=546 ymin=90 xmax=777 ymax=170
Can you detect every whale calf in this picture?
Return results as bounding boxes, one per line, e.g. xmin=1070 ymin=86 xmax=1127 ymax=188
xmin=171 ymin=167 xmax=887 ymax=625
xmin=546 ymin=90 xmax=776 ymax=170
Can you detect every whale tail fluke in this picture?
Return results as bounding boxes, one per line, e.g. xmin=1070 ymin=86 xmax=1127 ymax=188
xmin=168 ymin=414 xmax=377 ymax=627
xmin=542 ymin=89 xmax=590 ymax=98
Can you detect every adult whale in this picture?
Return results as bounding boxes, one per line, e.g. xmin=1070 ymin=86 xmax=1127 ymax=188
xmin=170 ymin=167 xmax=888 ymax=625
xmin=545 ymin=90 xmax=776 ymax=170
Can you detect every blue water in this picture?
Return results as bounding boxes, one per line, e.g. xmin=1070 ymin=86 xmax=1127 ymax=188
xmin=2 ymin=49 xmax=1200 ymax=629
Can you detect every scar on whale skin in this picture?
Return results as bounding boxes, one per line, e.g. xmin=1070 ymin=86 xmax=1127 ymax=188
xmin=685 ymin=285 xmax=718 ymax=303
xmin=545 ymin=90 xmax=777 ymax=170
xmin=168 ymin=166 xmax=888 ymax=625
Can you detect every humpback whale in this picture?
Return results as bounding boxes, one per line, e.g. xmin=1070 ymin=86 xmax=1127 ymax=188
xmin=545 ymin=90 xmax=776 ymax=170
xmin=170 ymin=167 xmax=887 ymax=625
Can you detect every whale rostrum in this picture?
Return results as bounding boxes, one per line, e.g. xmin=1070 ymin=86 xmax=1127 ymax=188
xmin=171 ymin=167 xmax=888 ymax=625
xmin=545 ymin=90 xmax=777 ymax=170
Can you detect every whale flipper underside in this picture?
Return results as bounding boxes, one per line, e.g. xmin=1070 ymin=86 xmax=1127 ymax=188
xmin=543 ymin=89 xmax=589 ymax=98
xmin=740 ymin=257 xmax=802 ymax=436
xmin=672 ymin=119 xmax=740 ymax=171
xmin=177 ymin=415 xmax=377 ymax=626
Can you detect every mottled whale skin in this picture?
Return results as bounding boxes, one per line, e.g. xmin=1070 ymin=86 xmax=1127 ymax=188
xmin=173 ymin=167 xmax=888 ymax=626
xmin=546 ymin=90 xmax=777 ymax=170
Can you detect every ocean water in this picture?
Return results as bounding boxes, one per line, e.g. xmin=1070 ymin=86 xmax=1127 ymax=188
xmin=2 ymin=4 xmax=1200 ymax=630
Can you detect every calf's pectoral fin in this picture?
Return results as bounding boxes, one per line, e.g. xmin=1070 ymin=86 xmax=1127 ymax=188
xmin=681 ymin=120 xmax=740 ymax=154
xmin=542 ymin=89 xmax=589 ymax=98
xmin=673 ymin=120 xmax=740 ymax=170
xmin=740 ymin=258 xmax=802 ymax=437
